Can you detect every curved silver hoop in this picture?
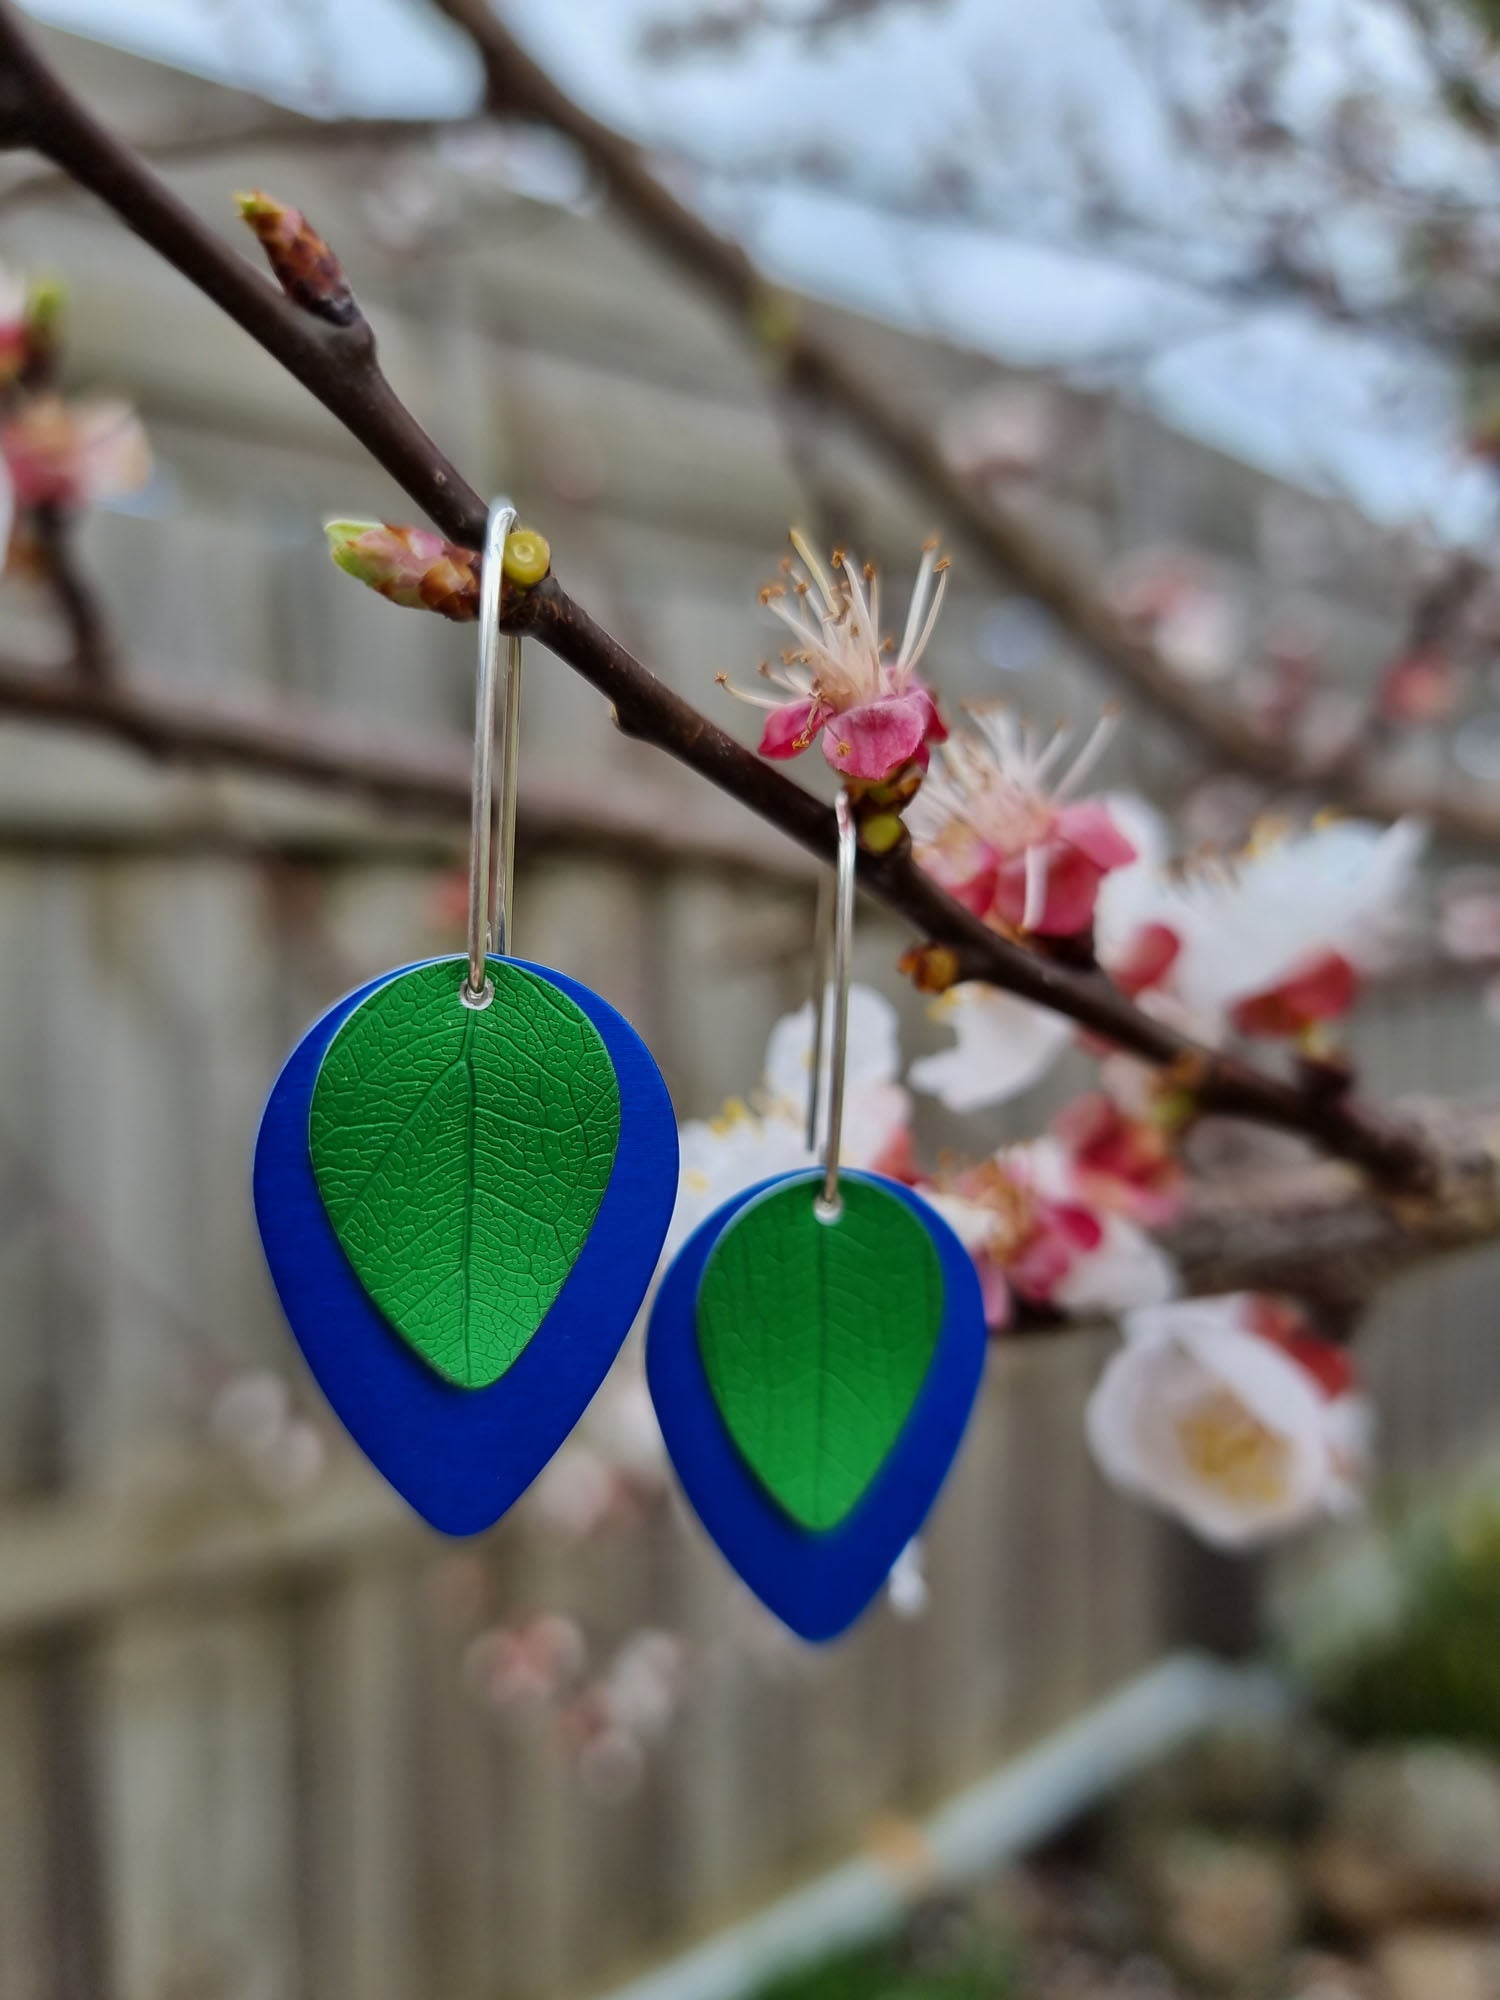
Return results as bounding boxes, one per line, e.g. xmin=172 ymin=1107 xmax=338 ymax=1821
xmin=804 ymin=789 xmax=856 ymax=1222
xmin=465 ymin=498 xmax=524 ymax=998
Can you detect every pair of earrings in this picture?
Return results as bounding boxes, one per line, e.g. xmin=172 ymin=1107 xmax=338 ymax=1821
xmin=254 ymin=501 xmax=986 ymax=1640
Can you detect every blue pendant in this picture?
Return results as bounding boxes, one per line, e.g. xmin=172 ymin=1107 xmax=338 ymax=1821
xmin=253 ymin=956 xmax=677 ymax=1535
xmin=647 ymin=1169 xmax=986 ymax=1640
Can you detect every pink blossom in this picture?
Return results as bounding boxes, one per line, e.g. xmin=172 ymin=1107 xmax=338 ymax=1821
xmin=1 ymin=395 xmax=150 ymax=511
xmin=922 ymin=1154 xmax=1104 ymax=1328
xmin=989 ymin=800 xmax=1137 ymax=937
xmin=1108 ymin=920 xmax=1181 ymax=999
xmin=1228 ymin=947 xmax=1358 ymax=1040
xmin=908 ymin=706 xmax=1135 ymax=938
xmin=722 ymin=533 xmax=949 ymax=785
xmin=1094 ymin=817 xmax=1425 ymax=1046
xmin=1106 ymin=546 xmax=1242 ymax=683
xmin=463 ymin=1613 xmax=587 ymax=1713
xmin=1052 ymin=1092 xmax=1184 ymax=1228
xmin=926 ymin=1138 xmax=1177 ymax=1327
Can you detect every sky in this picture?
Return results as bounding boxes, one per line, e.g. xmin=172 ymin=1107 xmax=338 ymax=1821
xmin=17 ymin=0 xmax=1500 ymax=545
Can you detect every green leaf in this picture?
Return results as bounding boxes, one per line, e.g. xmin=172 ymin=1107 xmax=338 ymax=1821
xmin=695 ymin=1177 xmax=943 ymax=1531
xmin=309 ymin=958 xmax=620 ymax=1389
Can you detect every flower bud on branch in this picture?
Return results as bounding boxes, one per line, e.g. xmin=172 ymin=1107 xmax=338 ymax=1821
xmin=327 ymin=520 xmax=478 ymax=619
xmin=325 ymin=519 xmax=552 ymax=621
xmin=236 ymin=191 xmax=357 ymax=326
xmin=19 ymin=271 xmax=64 ymax=385
xmin=898 ymin=942 xmax=960 ymax=994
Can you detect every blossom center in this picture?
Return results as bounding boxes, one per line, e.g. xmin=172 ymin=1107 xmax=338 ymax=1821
xmin=958 ymin=1159 xmax=1037 ymax=1258
xmin=969 ymin=775 xmax=1055 ymax=854
xmin=1174 ymin=1389 xmax=1292 ymax=1506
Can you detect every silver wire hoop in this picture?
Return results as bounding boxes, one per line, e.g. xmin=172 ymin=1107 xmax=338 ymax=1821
xmin=805 ymin=789 xmax=856 ymax=1223
xmin=465 ymin=498 xmax=524 ymax=1001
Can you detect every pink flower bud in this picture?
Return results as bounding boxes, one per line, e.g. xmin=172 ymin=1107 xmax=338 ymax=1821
xmin=236 ymin=191 xmax=356 ymax=325
xmin=325 ymin=520 xmax=479 ymax=621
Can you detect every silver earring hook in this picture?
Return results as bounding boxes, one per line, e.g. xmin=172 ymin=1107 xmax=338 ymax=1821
xmin=465 ymin=498 xmax=523 ymax=1002
xmin=806 ymin=789 xmax=856 ymax=1223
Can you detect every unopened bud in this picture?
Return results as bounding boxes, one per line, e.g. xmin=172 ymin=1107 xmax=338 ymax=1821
xmin=237 ymin=191 xmax=357 ymax=326
xmin=1150 ymin=1087 xmax=1197 ymax=1134
xmin=858 ymin=811 xmax=905 ymax=856
xmin=24 ymin=273 xmax=65 ymax=342
xmin=898 ymin=943 xmax=959 ymax=994
xmin=1163 ymin=1052 xmax=1210 ymax=1098
xmin=326 ymin=520 xmax=478 ymax=621
xmin=502 ymin=527 xmax=551 ymax=588
xmin=749 ymin=285 xmax=799 ymax=357
xmin=853 ymin=762 xmax=926 ymax=813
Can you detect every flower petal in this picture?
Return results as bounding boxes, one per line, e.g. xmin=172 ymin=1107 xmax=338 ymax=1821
xmin=908 ymin=682 xmax=948 ymax=745
xmin=1057 ymin=800 xmax=1137 ymax=872
xmin=992 ymin=840 xmax=1106 ymax=937
xmin=1229 ymin=948 xmax=1358 ymax=1038
xmin=820 ymin=690 xmax=932 ymax=781
xmin=762 ymin=985 xmax=902 ymax=1107
xmin=1109 ymin=921 xmax=1182 ymax=998
xmin=758 ymin=696 xmax=827 ymax=760
xmin=908 ymin=985 xmax=1071 ymax=1111
xmin=1085 ymin=1306 xmax=1337 ymax=1548
xmin=915 ymin=824 xmax=999 ymax=918
xmin=1051 ymin=1214 xmax=1177 ymax=1315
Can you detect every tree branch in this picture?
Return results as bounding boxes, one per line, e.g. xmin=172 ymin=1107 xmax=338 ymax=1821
xmin=429 ymin=0 xmax=1500 ymax=850
xmin=0 ymin=654 xmax=812 ymax=877
xmin=1160 ymin=1099 xmax=1500 ymax=1311
xmin=0 ymin=0 xmax=1435 ymax=1187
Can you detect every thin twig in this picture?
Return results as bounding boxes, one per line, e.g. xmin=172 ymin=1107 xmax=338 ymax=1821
xmin=0 ymin=0 xmax=1434 ymax=1185
xmin=0 ymin=656 xmax=810 ymax=877
xmin=28 ymin=503 xmax=115 ymax=683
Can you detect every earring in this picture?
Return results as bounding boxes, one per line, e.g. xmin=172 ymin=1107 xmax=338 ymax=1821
xmin=647 ymin=791 xmax=986 ymax=1639
xmin=254 ymin=499 xmax=678 ymax=1535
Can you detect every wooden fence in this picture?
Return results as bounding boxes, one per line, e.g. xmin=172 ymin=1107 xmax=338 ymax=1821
xmin=0 ymin=828 xmax=1496 ymax=2000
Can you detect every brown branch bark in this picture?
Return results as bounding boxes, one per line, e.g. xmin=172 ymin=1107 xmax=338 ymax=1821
xmin=0 ymin=655 xmax=812 ymax=877
xmin=430 ymin=0 xmax=1500 ymax=850
xmin=0 ymin=0 xmax=1438 ymax=1188
xmin=1162 ymin=1099 xmax=1500 ymax=1310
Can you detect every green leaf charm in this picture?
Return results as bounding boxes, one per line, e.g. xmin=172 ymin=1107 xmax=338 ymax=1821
xmin=309 ymin=958 xmax=621 ymax=1389
xmin=695 ymin=1177 xmax=943 ymax=1531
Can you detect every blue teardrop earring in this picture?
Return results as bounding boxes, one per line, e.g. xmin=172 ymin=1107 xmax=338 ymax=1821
xmin=254 ymin=499 xmax=679 ymax=1535
xmin=647 ymin=792 xmax=987 ymax=1640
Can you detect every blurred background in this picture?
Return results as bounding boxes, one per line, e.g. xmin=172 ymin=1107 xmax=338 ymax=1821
xmin=3 ymin=2 xmax=1500 ymax=1996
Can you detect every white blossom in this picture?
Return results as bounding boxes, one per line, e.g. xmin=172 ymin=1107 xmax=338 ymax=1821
xmin=666 ymin=984 xmax=912 ymax=1257
xmin=1096 ymin=818 xmax=1426 ymax=1038
xmin=1086 ymin=1295 xmax=1370 ymax=1549
xmin=908 ymin=984 xmax=1072 ymax=1111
